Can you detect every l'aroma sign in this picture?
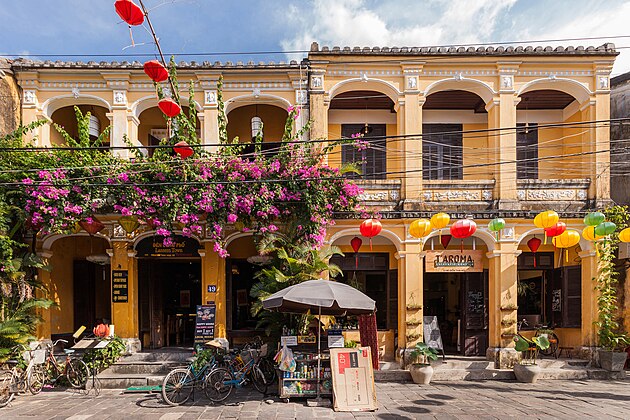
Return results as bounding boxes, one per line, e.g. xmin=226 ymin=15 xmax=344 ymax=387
xmin=135 ymin=235 xmax=200 ymax=258
xmin=425 ymin=250 xmax=484 ymax=273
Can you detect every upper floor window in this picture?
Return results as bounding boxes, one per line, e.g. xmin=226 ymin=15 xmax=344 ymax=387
xmin=341 ymin=124 xmax=386 ymax=180
xmin=422 ymin=124 xmax=463 ymax=180
xmin=517 ymin=123 xmax=538 ymax=179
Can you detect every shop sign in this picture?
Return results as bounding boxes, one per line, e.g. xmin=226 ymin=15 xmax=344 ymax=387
xmin=425 ymin=250 xmax=484 ymax=273
xmin=135 ymin=235 xmax=200 ymax=258
xmin=112 ymin=270 xmax=128 ymax=303
xmin=280 ymin=336 xmax=298 ymax=346
xmin=193 ymin=304 xmax=216 ymax=350
xmin=330 ymin=347 xmax=377 ymax=412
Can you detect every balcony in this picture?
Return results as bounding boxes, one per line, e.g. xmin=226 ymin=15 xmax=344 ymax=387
xmin=355 ymin=179 xmax=402 ymax=211
xmin=420 ymin=180 xmax=495 ymax=212
xmin=517 ymin=179 xmax=590 ymax=211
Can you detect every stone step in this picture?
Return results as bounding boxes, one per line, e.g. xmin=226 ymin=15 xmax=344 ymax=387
xmin=105 ymin=361 xmax=185 ymax=375
xmin=374 ymin=369 xmax=412 ymax=382
xmin=432 ymin=368 xmax=514 ymax=381
xmin=96 ymin=373 xmax=165 ymax=389
xmin=120 ymin=351 xmax=193 ymax=363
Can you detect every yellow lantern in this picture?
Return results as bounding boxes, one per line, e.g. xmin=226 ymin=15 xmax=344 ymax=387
xmin=409 ymin=219 xmax=432 ymax=239
xmin=119 ymin=215 xmax=140 ymax=235
xmin=582 ymin=226 xmax=603 ymax=242
xmin=534 ymin=210 xmax=559 ymax=244
xmin=430 ymin=212 xmax=450 ymax=242
xmin=619 ymin=227 xmax=630 ymax=243
xmin=552 ymin=230 xmax=580 ymax=262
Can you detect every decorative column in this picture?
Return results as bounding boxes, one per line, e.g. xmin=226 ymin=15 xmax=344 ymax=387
xmin=202 ymin=242 xmax=227 ymax=338
xmin=401 ymin=67 xmax=424 ymax=210
xmin=486 ymin=242 xmax=521 ymax=368
xmin=487 ymin=67 xmax=519 ymax=209
xmin=35 ymin=251 xmax=53 ymax=339
xmin=108 ymin=90 xmax=130 ymax=159
xmin=396 ymin=239 xmax=424 ymax=365
xmin=293 ymin=81 xmax=309 ymax=139
xmin=202 ymin=89 xmax=219 ymax=152
xmin=578 ymin=249 xmax=599 ymax=347
xmin=309 ymin=69 xmax=327 ymax=152
xmin=590 ymin=69 xmax=612 ymax=206
xmin=109 ymin=240 xmax=140 ymax=351
xmin=22 ymin=89 xmax=52 ymax=146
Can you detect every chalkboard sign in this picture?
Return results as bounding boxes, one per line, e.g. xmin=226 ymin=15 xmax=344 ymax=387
xmin=194 ymin=304 xmax=216 ymax=350
xmin=552 ymin=289 xmax=562 ymax=312
xmin=112 ymin=270 xmax=128 ymax=303
xmin=467 ymin=291 xmax=484 ymax=314
xmin=423 ymin=316 xmax=445 ymax=359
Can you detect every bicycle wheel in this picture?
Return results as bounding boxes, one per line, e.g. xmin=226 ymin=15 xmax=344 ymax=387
xmin=66 ymin=359 xmax=89 ymax=388
xmin=540 ymin=332 xmax=559 ymax=357
xmin=249 ymin=365 xmax=268 ymax=394
xmin=258 ymin=358 xmax=277 ymax=385
xmin=204 ymin=367 xmax=234 ymax=402
xmin=161 ymin=368 xmax=194 ymax=406
xmin=27 ymin=364 xmax=45 ymax=395
xmin=0 ymin=370 xmax=17 ymax=408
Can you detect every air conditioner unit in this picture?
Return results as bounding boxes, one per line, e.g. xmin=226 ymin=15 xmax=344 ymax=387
xmin=618 ymin=242 xmax=630 ymax=259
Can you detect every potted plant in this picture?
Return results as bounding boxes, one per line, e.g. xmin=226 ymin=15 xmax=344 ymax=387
xmin=513 ymin=334 xmax=550 ymax=383
xmin=408 ymin=342 xmax=438 ymax=385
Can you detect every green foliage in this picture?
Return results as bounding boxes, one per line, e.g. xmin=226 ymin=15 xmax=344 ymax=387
xmin=594 ymin=206 xmax=630 ymax=351
xmin=409 ymin=342 xmax=438 ymax=365
xmin=249 ymin=234 xmax=344 ymax=336
xmin=81 ymin=336 xmax=126 ymax=373
xmin=513 ymin=334 xmax=550 ymax=365
xmin=344 ymin=340 xmax=358 ymax=348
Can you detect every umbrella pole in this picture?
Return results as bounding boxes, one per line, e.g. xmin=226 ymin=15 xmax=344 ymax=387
xmin=317 ymin=304 xmax=321 ymax=399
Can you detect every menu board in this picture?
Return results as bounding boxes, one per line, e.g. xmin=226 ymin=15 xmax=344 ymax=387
xmin=423 ymin=316 xmax=444 ymax=353
xmin=193 ymin=304 xmax=216 ymax=349
xmin=329 ymin=347 xmax=377 ymax=412
xmin=112 ymin=270 xmax=128 ymax=303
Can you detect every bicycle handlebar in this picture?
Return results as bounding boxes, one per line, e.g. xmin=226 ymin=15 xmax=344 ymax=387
xmin=51 ymin=339 xmax=68 ymax=347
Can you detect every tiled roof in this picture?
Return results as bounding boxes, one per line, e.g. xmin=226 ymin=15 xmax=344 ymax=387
xmin=309 ymin=42 xmax=618 ymax=56
xmin=10 ymin=58 xmax=307 ymax=70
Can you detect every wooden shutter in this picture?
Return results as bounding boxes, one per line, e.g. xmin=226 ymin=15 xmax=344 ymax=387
xmin=422 ymin=124 xmax=463 ymax=180
xmin=388 ymin=269 xmax=398 ymax=331
xmin=341 ymin=124 xmax=386 ymax=179
xmin=562 ymin=266 xmax=582 ymax=328
xmin=547 ymin=268 xmax=563 ymax=327
xmin=516 ymin=123 xmax=538 ymax=179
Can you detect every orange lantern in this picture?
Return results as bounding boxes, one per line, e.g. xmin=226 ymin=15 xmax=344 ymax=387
xmin=619 ymin=227 xmax=630 ymax=243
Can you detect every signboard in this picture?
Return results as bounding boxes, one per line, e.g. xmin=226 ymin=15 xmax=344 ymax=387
xmin=330 ymin=347 xmax=377 ymax=412
xmin=207 ymin=285 xmax=217 ymax=293
xmin=135 ymin=235 xmax=200 ymax=258
xmin=423 ymin=316 xmax=444 ymax=353
xmin=193 ymin=304 xmax=216 ymax=349
xmin=552 ymin=289 xmax=562 ymax=312
xmin=425 ymin=250 xmax=484 ymax=273
xmin=112 ymin=270 xmax=128 ymax=303
xmin=280 ymin=336 xmax=298 ymax=347
xmin=328 ymin=335 xmax=345 ymax=348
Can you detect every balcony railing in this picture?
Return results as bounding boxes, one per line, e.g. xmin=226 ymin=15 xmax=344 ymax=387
xmin=355 ymin=179 xmax=402 ymax=211
xmin=517 ymin=179 xmax=590 ymax=211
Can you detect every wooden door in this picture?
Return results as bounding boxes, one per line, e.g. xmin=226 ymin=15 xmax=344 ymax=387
xmin=461 ymin=271 xmax=488 ymax=356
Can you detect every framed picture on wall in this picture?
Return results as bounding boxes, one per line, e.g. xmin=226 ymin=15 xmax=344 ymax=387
xmin=180 ymin=290 xmax=191 ymax=308
xmin=236 ymin=289 xmax=248 ymax=306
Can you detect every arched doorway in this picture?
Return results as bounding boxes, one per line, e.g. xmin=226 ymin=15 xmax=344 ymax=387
xmin=135 ymin=234 xmax=202 ymax=349
xmin=422 ymin=233 xmax=491 ymax=356
xmin=50 ymin=105 xmax=110 ymax=146
xmin=138 ymin=105 xmax=201 ymax=157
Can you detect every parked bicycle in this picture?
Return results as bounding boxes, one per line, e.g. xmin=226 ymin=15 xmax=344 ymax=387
xmin=534 ymin=326 xmax=559 ymax=358
xmin=204 ymin=343 xmax=270 ymax=402
xmin=42 ymin=339 xmax=89 ymax=389
xmin=161 ymin=346 xmax=227 ymax=406
xmin=0 ymin=344 xmax=45 ymax=407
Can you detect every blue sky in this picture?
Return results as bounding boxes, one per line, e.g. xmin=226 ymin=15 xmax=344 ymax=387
xmin=1 ymin=0 xmax=629 ymax=74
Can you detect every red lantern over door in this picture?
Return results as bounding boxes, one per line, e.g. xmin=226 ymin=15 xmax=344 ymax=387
xmin=360 ymin=218 xmax=382 ymax=250
xmin=174 ymin=141 xmax=194 ymax=159
xmin=143 ymin=60 xmax=169 ymax=83
xmin=440 ymin=234 xmax=452 ymax=249
xmin=114 ymin=0 xmax=145 ymax=26
xmin=350 ymin=236 xmax=362 ymax=269
xmin=544 ymin=222 xmax=566 ymax=242
xmin=527 ymin=236 xmax=542 ymax=267
xmin=79 ymin=217 xmax=105 ymax=235
xmin=450 ymin=219 xmax=477 ymax=252
xmin=158 ymin=98 xmax=181 ymax=118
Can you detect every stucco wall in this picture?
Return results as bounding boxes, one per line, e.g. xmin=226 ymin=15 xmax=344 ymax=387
xmin=0 ymin=59 xmax=21 ymax=136
xmin=611 ymin=74 xmax=630 ymax=205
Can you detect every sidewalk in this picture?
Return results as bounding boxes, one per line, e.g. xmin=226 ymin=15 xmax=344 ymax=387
xmin=2 ymin=379 xmax=629 ymax=419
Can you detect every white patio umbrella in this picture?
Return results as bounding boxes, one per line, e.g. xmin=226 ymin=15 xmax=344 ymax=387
xmin=263 ymin=279 xmax=376 ymax=402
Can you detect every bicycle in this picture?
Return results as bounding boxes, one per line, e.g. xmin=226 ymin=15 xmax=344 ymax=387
xmin=42 ymin=339 xmax=89 ymax=389
xmin=204 ymin=345 xmax=269 ymax=402
xmin=534 ymin=326 xmax=559 ymax=358
xmin=0 ymin=344 xmax=44 ymax=407
xmin=161 ymin=346 xmax=226 ymax=406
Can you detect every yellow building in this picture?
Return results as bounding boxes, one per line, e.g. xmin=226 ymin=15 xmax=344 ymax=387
xmin=10 ymin=42 xmax=618 ymax=367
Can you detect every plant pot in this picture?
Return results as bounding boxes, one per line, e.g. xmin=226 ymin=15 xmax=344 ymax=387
xmin=598 ymin=349 xmax=628 ymax=372
xmin=409 ymin=364 xmax=433 ymax=385
xmin=513 ymin=363 xmax=541 ymax=383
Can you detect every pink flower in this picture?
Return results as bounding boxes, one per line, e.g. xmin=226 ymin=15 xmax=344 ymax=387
xmin=227 ymin=214 xmax=238 ymax=223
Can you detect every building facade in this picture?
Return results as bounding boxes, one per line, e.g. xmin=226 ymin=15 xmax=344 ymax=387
xmin=7 ymin=42 xmax=618 ymax=365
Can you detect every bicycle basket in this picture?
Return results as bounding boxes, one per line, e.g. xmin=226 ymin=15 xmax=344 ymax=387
xmin=22 ymin=349 xmax=46 ymax=365
xmin=259 ymin=343 xmax=268 ymax=358
xmin=240 ymin=348 xmax=258 ymax=364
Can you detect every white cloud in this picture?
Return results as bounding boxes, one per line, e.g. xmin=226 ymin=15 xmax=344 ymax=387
xmin=280 ymin=0 xmax=629 ymax=75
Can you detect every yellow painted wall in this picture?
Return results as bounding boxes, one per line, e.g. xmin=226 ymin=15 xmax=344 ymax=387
xmin=227 ymin=105 xmax=287 ymax=143
xmin=50 ymin=105 xmax=110 ymax=146
xmin=462 ymin=123 xmax=489 ymax=179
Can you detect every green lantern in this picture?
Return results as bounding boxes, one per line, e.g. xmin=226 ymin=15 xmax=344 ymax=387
xmin=584 ymin=212 xmax=605 ymax=227
xmin=594 ymin=221 xmax=617 ymax=236
xmin=488 ymin=218 xmax=506 ymax=240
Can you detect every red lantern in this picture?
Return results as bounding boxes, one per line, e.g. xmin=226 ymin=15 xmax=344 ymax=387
xmin=360 ymin=218 xmax=382 ymax=250
xmin=440 ymin=234 xmax=452 ymax=249
xmin=79 ymin=217 xmax=105 ymax=235
xmin=143 ymin=60 xmax=169 ymax=83
xmin=544 ymin=222 xmax=566 ymax=240
xmin=114 ymin=0 xmax=145 ymax=26
xmin=450 ymin=219 xmax=477 ymax=252
xmin=174 ymin=141 xmax=194 ymax=159
xmin=350 ymin=237 xmax=362 ymax=269
xmin=527 ymin=237 xmax=542 ymax=267
xmin=158 ymin=98 xmax=181 ymax=118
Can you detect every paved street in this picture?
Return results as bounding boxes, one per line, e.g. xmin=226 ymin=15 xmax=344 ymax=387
xmin=2 ymin=379 xmax=629 ymax=419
